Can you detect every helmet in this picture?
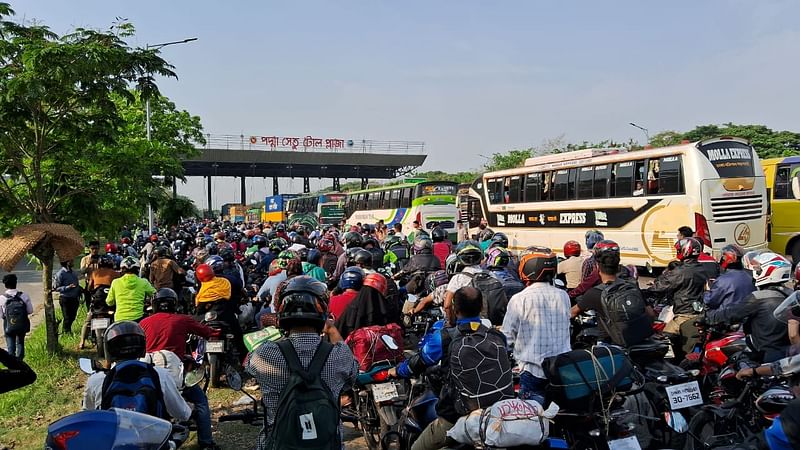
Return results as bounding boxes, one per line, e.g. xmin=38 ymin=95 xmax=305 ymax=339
xmin=214 ymin=231 xmax=225 ymax=241
xmin=445 ymin=253 xmax=463 ymax=276
xmin=149 ymin=234 xmax=159 ymax=242
xmin=363 ymin=237 xmax=379 ymax=250
xmin=413 ymin=236 xmax=433 ymax=254
xmin=120 ymin=256 xmax=140 ymax=271
xmin=252 ymin=235 xmax=267 ymax=248
xmin=363 ymin=273 xmax=388 ymax=296
xmin=346 ymin=247 xmax=364 ymax=266
xmin=585 ymin=229 xmax=605 ymax=250
xmin=343 ymin=231 xmax=363 ymax=249
xmin=269 ymin=237 xmax=289 ymax=253
xmin=104 ymin=321 xmax=146 ymax=362
xmin=264 ymin=230 xmax=278 ymax=241
xmin=105 ymin=242 xmax=118 ymax=254
xmin=154 ymin=246 xmax=168 ymax=258
xmin=593 ymin=240 xmax=621 ymax=267
xmin=276 ymin=223 xmax=286 ymax=232
xmin=195 ymin=263 xmax=215 ymax=282
xmin=563 ymin=240 xmax=581 ymax=257
xmin=518 ymin=246 xmax=558 ymax=283
xmin=773 ymin=292 xmax=800 ymax=324
xmin=719 ymin=244 xmax=745 ymax=270
xmin=205 ymin=255 xmax=224 ymax=274
xmin=675 ymin=237 xmax=703 ymax=261
xmin=307 ymin=248 xmax=322 ymax=265
xmin=99 ymin=254 xmax=115 ymax=268
xmin=121 ymin=237 xmax=131 ymax=245
xmin=202 ymin=226 xmax=211 ymax=235
xmin=297 ymin=247 xmax=310 ymax=262
xmin=383 ymin=235 xmax=403 ymax=250
xmin=317 ymin=238 xmax=334 ymax=254
xmin=427 ymin=270 xmax=449 ymax=293
xmin=353 ymin=249 xmax=373 ymax=269
xmin=339 ymin=267 xmax=365 ymax=290
xmin=219 ymin=247 xmax=235 ymax=262
xmin=748 ymin=252 xmax=792 ymax=287
xmin=431 ymin=227 xmax=448 ymax=243
xmin=455 ymin=240 xmax=483 ymax=266
xmin=153 ymin=288 xmax=178 ymax=313
xmin=755 ymin=385 xmax=795 ymax=418
xmin=489 ymin=232 xmax=509 ymax=249
xmin=278 ymin=250 xmax=300 ymax=263
xmin=277 ymin=276 xmax=328 ymax=332
xmin=485 ymin=247 xmax=510 ymax=269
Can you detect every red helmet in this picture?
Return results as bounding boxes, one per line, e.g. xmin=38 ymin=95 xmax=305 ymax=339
xmin=121 ymin=237 xmax=131 ymax=245
xmin=317 ymin=238 xmax=334 ymax=254
xmin=363 ymin=273 xmax=388 ymax=296
xmin=675 ymin=237 xmax=702 ymax=261
xmin=149 ymin=234 xmax=159 ymax=242
xmin=195 ymin=264 xmax=215 ymax=282
xmin=563 ymin=240 xmax=581 ymax=257
xmin=214 ymin=231 xmax=226 ymax=241
xmin=719 ymin=244 xmax=744 ymax=270
xmin=105 ymin=242 xmax=118 ymax=254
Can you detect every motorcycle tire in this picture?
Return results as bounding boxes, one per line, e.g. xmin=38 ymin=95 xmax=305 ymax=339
xmin=686 ymin=409 xmax=745 ymax=450
xmin=208 ymin=354 xmax=221 ymax=388
xmin=95 ymin=329 xmax=105 ymax=359
xmin=359 ymin=395 xmax=390 ymax=450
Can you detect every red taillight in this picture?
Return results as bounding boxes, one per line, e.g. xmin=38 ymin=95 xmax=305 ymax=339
xmin=694 ymin=213 xmax=712 ymax=248
xmin=372 ymin=370 xmax=390 ymax=382
xmin=53 ymin=431 xmax=79 ymax=450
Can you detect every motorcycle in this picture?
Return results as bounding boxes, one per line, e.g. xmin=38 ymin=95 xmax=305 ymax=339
xmin=199 ymin=310 xmax=240 ymax=388
xmin=87 ymin=286 xmax=113 ymax=359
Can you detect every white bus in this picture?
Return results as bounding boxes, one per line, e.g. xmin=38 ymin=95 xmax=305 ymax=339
xmin=461 ymin=137 xmax=768 ymax=269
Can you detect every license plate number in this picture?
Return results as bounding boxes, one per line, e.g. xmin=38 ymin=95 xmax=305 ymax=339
xmin=371 ymin=382 xmax=398 ymax=403
xmin=206 ymin=340 xmax=225 ymax=353
xmin=608 ymin=436 xmax=642 ymax=450
xmin=665 ymin=380 xmax=703 ymax=410
xmin=91 ymin=318 xmax=110 ymax=330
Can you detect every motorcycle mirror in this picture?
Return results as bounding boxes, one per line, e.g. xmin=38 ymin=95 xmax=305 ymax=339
xmin=406 ymin=294 xmax=418 ymax=303
xmin=692 ymin=301 xmax=705 ymax=313
xmin=554 ymin=279 xmax=566 ymax=289
xmin=79 ymin=358 xmax=95 ymax=375
xmin=381 ymin=334 xmax=399 ymax=350
xmin=226 ymin=367 xmax=243 ymax=391
xmin=250 ymin=259 xmax=258 ymax=266
xmin=184 ymin=366 xmax=206 ymax=388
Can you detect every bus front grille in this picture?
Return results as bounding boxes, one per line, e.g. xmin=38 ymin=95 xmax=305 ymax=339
xmin=709 ymin=195 xmax=764 ymax=223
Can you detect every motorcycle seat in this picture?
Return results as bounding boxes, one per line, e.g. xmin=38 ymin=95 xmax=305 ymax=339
xmin=628 ymin=339 xmax=670 ymax=360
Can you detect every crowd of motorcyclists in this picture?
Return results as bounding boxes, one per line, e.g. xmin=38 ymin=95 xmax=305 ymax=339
xmin=2 ymin=217 xmax=798 ymax=449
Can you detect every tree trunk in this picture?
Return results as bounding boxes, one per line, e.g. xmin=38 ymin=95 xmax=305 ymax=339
xmin=37 ymin=242 xmax=60 ymax=353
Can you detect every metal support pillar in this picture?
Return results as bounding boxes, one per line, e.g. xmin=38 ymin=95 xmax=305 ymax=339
xmin=206 ymin=176 xmax=212 ymax=218
xmin=240 ymin=176 xmax=247 ymax=205
xmin=303 ymin=177 xmax=310 ymax=193
xmin=172 ymin=177 xmax=177 ymax=199
xmin=333 ymin=178 xmax=340 ymax=191
xmin=361 ymin=178 xmax=368 ymax=190
xmin=273 ymin=177 xmax=279 ymax=196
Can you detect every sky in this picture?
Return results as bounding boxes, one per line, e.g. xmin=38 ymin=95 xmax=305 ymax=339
xmin=14 ymin=1 xmax=800 ymax=209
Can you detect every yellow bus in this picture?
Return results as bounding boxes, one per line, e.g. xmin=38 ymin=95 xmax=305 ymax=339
xmin=761 ymin=156 xmax=800 ymax=261
xmin=462 ymin=137 xmax=769 ymax=270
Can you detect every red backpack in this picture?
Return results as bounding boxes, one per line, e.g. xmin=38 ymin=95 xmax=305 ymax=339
xmin=345 ymin=323 xmax=404 ymax=372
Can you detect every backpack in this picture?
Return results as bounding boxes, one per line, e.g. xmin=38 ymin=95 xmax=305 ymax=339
xmin=266 ymin=340 xmax=340 ymax=450
xmin=345 ymin=323 xmax=404 ymax=372
xmin=598 ymin=279 xmax=653 ymax=347
xmin=490 ymin=270 xmax=525 ymax=299
xmin=444 ymin=323 xmax=514 ymax=416
xmin=100 ymin=360 xmax=167 ymax=419
xmin=463 ymin=271 xmax=509 ymax=326
xmin=3 ymin=292 xmax=29 ymax=335
xmin=321 ymin=253 xmax=338 ymax=276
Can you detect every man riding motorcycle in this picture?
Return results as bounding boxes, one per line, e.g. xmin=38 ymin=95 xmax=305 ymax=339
xmin=703 ymin=244 xmax=755 ymax=310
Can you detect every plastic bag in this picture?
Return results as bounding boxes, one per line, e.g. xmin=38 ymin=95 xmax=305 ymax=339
xmin=480 ymin=399 xmax=559 ymax=447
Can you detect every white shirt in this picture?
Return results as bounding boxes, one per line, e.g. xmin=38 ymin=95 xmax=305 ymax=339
xmin=82 ymin=365 xmax=192 ymax=421
xmin=0 ymin=289 xmax=34 ymax=320
xmin=502 ymin=282 xmax=572 ymax=378
xmin=445 ymin=266 xmax=484 ymax=293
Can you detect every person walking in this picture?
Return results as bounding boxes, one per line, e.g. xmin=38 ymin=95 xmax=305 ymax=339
xmin=0 ymin=274 xmax=33 ymax=360
xmin=53 ymin=259 xmax=81 ymax=335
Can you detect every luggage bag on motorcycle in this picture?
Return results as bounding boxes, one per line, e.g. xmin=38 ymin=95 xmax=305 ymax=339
xmin=345 ymin=323 xmax=404 ymax=372
xmin=544 ymin=344 xmax=636 ymax=410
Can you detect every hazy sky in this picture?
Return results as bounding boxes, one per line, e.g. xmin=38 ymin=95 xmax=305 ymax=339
xmin=15 ymin=1 xmax=800 ymax=208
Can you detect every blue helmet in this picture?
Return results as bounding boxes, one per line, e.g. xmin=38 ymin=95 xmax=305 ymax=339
xmin=307 ymin=248 xmax=322 ymax=265
xmin=205 ymin=255 xmax=224 ymax=274
xmin=585 ymin=229 xmax=605 ymax=250
xmin=339 ymin=267 xmax=365 ymax=290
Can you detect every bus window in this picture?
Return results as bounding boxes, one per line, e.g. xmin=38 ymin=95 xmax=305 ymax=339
xmin=775 ymin=166 xmax=792 ymax=199
xmin=568 ymin=168 xmax=578 ymax=200
xmin=359 ymin=193 xmax=368 ymax=210
xmin=542 ymin=172 xmax=553 ymax=200
xmin=524 ymin=173 xmax=541 ymax=202
xmin=487 ymin=178 xmax=503 ymax=204
xmin=389 ymin=189 xmax=401 ymax=208
xmin=658 ymin=156 xmax=684 ymax=194
xmin=368 ymin=192 xmax=380 ymax=209
xmin=553 ymin=170 xmax=569 ymax=201
xmin=634 ymin=160 xmax=646 ymax=196
xmin=647 ymin=160 xmax=660 ymax=194
xmin=594 ymin=164 xmax=610 ymax=198
xmin=503 ymin=178 xmax=511 ymax=203
xmin=614 ymin=161 xmax=634 ymax=197
xmin=508 ymin=176 xmax=523 ymax=203
xmin=578 ymin=166 xmax=593 ymax=199
xmin=401 ymin=188 xmax=412 ymax=208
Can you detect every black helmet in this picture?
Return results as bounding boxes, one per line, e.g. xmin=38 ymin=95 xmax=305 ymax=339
xmin=219 ymin=247 xmax=235 ymax=262
xmin=353 ymin=249 xmax=373 ymax=269
xmin=154 ymin=246 xmax=168 ymax=258
xmin=153 ymin=288 xmax=178 ymax=313
xmin=307 ymin=248 xmax=322 ymax=265
xmin=518 ymin=246 xmax=558 ymax=284
xmin=253 ymin=235 xmax=267 ymax=248
xmin=343 ymin=231 xmax=363 ymax=249
xmin=104 ymin=321 xmax=147 ymax=362
xmin=269 ymin=237 xmax=289 ymax=253
xmin=205 ymin=255 xmax=225 ymax=274
xmin=413 ymin=235 xmax=434 ymax=254
xmin=363 ymin=237 xmax=379 ymax=250
xmin=276 ymin=223 xmax=286 ymax=232
xmin=431 ymin=227 xmax=448 ymax=243
xmin=297 ymin=247 xmax=310 ymax=262
xmin=489 ymin=232 xmax=509 ymax=249
xmin=346 ymin=247 xmax=365 ymax=266
xmin=99 ymin=254 xmax=115 ymax=269
xmin=264 ymin=230 xmax=278 ymax=241
xmin=277 ymin=275 xmax=329 ymax=332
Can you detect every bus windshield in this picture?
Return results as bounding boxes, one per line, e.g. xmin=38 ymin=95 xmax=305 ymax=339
xmin=697 ymin=140 xmax=756 ymax=178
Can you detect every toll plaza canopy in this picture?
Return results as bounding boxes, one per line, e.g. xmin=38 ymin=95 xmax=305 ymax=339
xmin=182 ymin=134 xmax=427 ymax=179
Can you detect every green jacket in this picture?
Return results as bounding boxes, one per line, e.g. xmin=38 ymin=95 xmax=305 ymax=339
xmin=302 ymin=262 xmax=328 ymax=283
xmin=107 ymin=273 xmax=156 ymax=321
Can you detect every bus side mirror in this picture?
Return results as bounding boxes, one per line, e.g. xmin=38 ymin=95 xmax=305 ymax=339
xmin=793 ymin=176 xmax=800 ymax=200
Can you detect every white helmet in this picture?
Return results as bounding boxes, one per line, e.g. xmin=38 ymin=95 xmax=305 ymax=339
xmin=748 ymin=252 xmax=791 ymax=287
xmin=120 ymin=256 xmax=140 ymax=271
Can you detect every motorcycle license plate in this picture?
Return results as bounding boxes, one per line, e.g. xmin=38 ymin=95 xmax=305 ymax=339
xmin=371 ymin=382 xmax=398 ymax=403
xmin=665 ymin=380 xmax=703 ymax=410
xmin=91 ymin=318 xmax=110 ymax=330
xmin=206 ymin=340 xmax=225 ymax=353
xmin=607 ymin=436 xmax=641 ymax=450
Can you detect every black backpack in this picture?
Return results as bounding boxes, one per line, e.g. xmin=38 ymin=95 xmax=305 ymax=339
xmin=100 ymin=360 xmax=167 ymax=419
xmin=266 ymin=340 xmax=340 ymax=450
xmin=463 ymin=271 xmax=509 ymax=326
xmin=3 ymin=292 xmax=29 ymax=335
xmin=444 ymin=323 xmax=514 ymax=415
xmin=598 ymin=279 xmax=653 ymax=347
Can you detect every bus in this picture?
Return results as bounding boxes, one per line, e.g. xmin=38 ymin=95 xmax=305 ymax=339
xmin=344 ymin=181 xmax=459 ymax=240
xmin=286 ymin=193 xmax=347 ymax=228
xmin=462 ymin=137 xmax=769 ymax=270
xmin=761 ymin=157 xmax=800 ymax=260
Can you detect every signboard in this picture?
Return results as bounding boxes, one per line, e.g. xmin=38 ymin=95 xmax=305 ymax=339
xmin=698 ymin=140 xmax=755 ymax=178
xmin=250 ymin=135 xmax=353 ymax=151
xmin=265 ymin=196 xmax=284 ymax=212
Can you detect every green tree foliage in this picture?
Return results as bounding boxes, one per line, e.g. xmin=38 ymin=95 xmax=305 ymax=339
xmin=650 ymin=124 xmax=800 ymax=159
xmin=158 ymin=195 xmax=199 ymax=227
xmin=0 ymin=4 xmax=198 ymax=351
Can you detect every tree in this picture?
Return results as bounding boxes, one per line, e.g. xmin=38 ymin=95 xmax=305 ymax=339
xmin=158 ymin=195 xmax=199 ymax=227
xmin=651 ymin=124 xmax=800 ymax=159
xmin=0 ymin=5 xmax=193 ymax=352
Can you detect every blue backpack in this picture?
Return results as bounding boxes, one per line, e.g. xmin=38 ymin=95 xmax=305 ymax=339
xmin=100 ymin=360 xmax=167 ymax=419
